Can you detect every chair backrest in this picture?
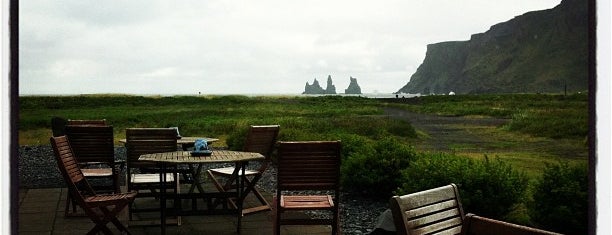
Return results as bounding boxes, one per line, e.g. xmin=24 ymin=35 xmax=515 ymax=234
xmin=64 ymin=125 xmax=115 ymax=164
xmin=50 ymin=136 xmax=95 ymax=202
xmin=125 ymin=128 xmax=178 ymax=168
xmin=276 ymin=141 xmax=341 ymax=191
xmin=389 ymin=184 xmax=465 ymax=235
xmin=243 ymin=125 xmax=280 ymax=159
xmin=67 ymin=119 xmax=107 ymax=126
xmin=461 ymin=213 xmax=562 ymax=235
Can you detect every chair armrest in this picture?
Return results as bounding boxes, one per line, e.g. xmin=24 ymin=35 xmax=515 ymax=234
xmin=461 ymin=213 xmax=562 ymax=235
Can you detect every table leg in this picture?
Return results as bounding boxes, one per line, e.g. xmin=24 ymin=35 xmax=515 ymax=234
xmin=188 ymin=164 xmax=206 ymax=210
xmin=236 ymin=162 xmax=246 ymax=233
xmin=188 ymin=164 xmax=205 ymax=194
xmin=160 ymin=163 xmax=167 ymax=235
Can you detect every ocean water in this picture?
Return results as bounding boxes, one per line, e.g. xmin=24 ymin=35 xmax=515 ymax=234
xmin=299 ymin=93 xmax=421 ymax=98
xmin=22 ymin=93 xmax=422 ymax=99
xmin=147 ymin=93 xmax=421 ymax=99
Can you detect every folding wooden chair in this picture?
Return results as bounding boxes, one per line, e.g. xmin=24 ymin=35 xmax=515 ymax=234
xmin=50 ymin=135 xmax=137 ymax=235
xmin=273 ymin=141 xmax=342 ymax=235
xmin=64 ymin=123 xmax=120 ymax=217
xmin=207 ymin=125 xmax=280 ymax=215
xmin=125 ymin=128 xmax=179 ymax=220
xmin=389 ymin=184 xmax=465 ymax=235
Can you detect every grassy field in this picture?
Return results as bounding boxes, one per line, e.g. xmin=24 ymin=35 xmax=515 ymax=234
xmin=380 ymin=93 xmax=589 ymax=177
xmin=19 ymin=93 xmax=589 ymax=175
xmin=19 ymin=95 xmax=408 ymax=145
xmin=18 ymin=93 xmax=589 ymax=230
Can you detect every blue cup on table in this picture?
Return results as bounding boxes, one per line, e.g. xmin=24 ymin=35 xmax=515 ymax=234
xmin=194 ymin=139 xmax=208 ymax=152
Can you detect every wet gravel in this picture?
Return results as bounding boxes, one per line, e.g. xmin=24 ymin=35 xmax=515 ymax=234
xmin=18 ymin=145 xmax=387 ymax=234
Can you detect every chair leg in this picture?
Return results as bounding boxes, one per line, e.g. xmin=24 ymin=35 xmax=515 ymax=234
xmin=332 ymin=207 xmax=340 ymax=235
xmin=207 ymin=170 xmax=227 ymax=192
xmin=208 ymin=170 xmax=272 ymax=215
xmin=187 ymin=164 xmax=205 ymax=194
xmin=128 ymin=201 xmax=134 ymax=221
xmin=126 ymin=176 xmax=135 ymax=221
xmin=207 ymin=170 xmax=231 ymax=208
xmin=88 ymin=201 xmax=132 ymax=235
xmin=273 ymin=196 xmax=281 ymax=235
xmin=65 ymin=191 xmax=80 ymax=217
xmin=103 ymin=203 xmax=132 ymax=235
xmin=64 ymin=194 xmax=71 ymax=216
xmin=242 ymin=176 xmax=272 ymax=214
xmin=113 ymin=172 xmax=120 ymax=194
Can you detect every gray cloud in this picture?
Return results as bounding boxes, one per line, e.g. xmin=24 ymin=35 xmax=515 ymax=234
xmin=20 ymin=0 xmax=561 ymax=95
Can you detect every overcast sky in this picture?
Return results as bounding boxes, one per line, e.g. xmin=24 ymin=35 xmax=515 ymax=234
xmin=20 ymin=0 xmax=561 ymax=95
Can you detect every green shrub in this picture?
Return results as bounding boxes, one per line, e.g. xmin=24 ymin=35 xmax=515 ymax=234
xmin=341 ymin=137 xmax=416 ymax=198
xmin=397 ymin=154 xmax=528 ymax=219
xmin=226 ymin=125 xmax=250 ymax=150
xmin=530 ymin=162 xmax=588 ymax=234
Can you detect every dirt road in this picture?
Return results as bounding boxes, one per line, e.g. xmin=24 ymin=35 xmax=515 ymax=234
xmin=382 ymin=107 xmax=587 ymax=162
xmin=383 ymin=107 xmax=509 ymax=152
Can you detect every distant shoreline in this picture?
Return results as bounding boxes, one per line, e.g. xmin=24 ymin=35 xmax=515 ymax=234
xmin=18 ymin=93 xmax=422 ymax=99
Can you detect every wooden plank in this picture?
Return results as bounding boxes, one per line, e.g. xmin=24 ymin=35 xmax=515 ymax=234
xmin=397 ymin=185 xmax=458 ymax=209
xmin=411 ymin=217 xmax=462 ymax=235
xmin=405 ymin=199 xmax=458 ymax=218
xmin=406 ymin=208 xmax=461 ymax=227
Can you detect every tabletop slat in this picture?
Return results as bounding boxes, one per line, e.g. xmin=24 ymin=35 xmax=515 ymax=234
xmin=139 ymin=150 xmax=264 ymax=163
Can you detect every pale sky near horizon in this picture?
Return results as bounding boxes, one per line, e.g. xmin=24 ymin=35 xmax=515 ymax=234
xmin=20 ymin=0 xmax=561 ymax=95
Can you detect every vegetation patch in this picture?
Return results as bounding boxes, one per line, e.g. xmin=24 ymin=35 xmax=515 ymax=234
xmin=19 ymin=94 xmax=588 ymax=232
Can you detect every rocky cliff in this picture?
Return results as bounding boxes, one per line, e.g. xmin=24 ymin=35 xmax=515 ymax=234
xmin=304 ymin=75 xmax=337 ymax=94
xmin=397 ymin=0 xmax=588 ymax=94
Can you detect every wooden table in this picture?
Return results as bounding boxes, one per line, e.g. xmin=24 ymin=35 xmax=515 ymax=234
xmin=120 ymin=136 xmax=220 ymax=193
xmin=138 ymin=150 xmax=264 ymax=234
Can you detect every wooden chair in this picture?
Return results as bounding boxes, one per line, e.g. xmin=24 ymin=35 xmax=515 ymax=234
xmin=52 ymin=118 xmax=108 ymax=137
xmin=50 ymin=135 xmax=137 ymax=235
xmin=207 ymin=125 xmax=280 ymax=215
xmin=461 ymin=213 xmax=562 ymax=235
xmin=125 ymin=128 xmax=178 ymax=220
xmin=389 ymin=184 xmax=465 ymax=235
xmin=66 ymin=119 xmax=126 ymax=172
xmin=273 ymin=141 xmax=342 ymax=235
xmin=64 ymin=124 xmax=120 ymax=216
